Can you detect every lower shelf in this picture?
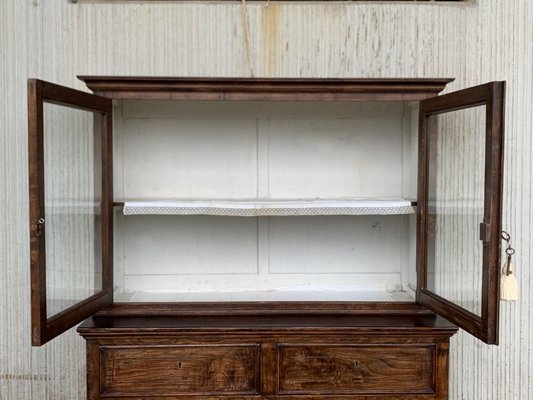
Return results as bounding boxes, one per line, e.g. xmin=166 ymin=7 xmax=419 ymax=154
xmin=114 ymin=289 xmax=415 ymax=303
xmin=78 ymin=307 xmax=457 ymax=399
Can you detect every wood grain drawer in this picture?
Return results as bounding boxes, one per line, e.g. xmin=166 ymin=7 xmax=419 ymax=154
xmin=278 ymin=345 xmax=434 ymax=395
xmin=100 ymin=345 xmax=260 ymax=396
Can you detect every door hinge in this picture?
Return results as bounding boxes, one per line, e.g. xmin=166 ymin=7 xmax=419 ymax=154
xmin=480 ymin=222 xmax=491 ymax=242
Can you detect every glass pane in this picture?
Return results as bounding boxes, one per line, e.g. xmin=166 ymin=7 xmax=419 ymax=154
xmin=43 ymin=103 xmax=103 ymax=318
xmin=426 ymin=106 xmax=486 ymax=316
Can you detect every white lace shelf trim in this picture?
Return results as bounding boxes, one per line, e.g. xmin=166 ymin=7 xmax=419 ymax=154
xmin=123 ymin=199 xmax=415 ymax=216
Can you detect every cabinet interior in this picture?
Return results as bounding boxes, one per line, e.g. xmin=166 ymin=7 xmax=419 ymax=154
xmin=29 ymin=77 xmax=505 ymax=348
xmin=111 ymin=100 xmax=421 ymax=302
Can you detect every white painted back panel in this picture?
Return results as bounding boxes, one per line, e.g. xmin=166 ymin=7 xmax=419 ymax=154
xmin=268 ymin=216 xmax=407 ymax=275
xmin=121 ymin=100 xmax=405 ymax=120
xmin=267 ymin=118 xmax=404 ymax=198
xmin=114 ymin=100 xmax=413 ymax=298
xmin=122 ymin=118 xmax=258 ymax=199
xmin=123 ymin=215 xmax=258 ymax=276
xmin=116 ymin=100 xmax=411 ymax=200
xmin=118 ymin=215 xmax=408 ymax=295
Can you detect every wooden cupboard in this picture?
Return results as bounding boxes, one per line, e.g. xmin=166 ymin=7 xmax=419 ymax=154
xmin=27 ymin=77 xmax=505 ymax=399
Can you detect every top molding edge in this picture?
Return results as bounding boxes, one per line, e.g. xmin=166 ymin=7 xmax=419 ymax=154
xmin=78 ymin=76 xmax=455 ymax=101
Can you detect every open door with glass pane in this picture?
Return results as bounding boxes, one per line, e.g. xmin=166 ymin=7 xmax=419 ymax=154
xmin=28 ymin=79 xmax=113 ymax=346
xmin=417 ymin=82 xmax=505 ymax=344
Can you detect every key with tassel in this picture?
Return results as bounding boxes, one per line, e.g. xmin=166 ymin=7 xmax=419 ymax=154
xmin=500 ymin=231 xmax=519 ymax=301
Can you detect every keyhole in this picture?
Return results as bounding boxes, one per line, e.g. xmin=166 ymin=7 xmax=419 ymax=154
xmin=178 ymin=362 xmax=182 ymax=369
xmin=36 ymin=218 xmax=45 ymax=236
xmin=352 ymin=361 xmax=363 ymax=383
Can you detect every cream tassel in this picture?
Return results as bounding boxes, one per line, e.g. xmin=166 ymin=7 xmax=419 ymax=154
xmin=500 ymin=231 xmax=519 ymax=302
xmin=500 ymin=261 xmax=519 ymax=301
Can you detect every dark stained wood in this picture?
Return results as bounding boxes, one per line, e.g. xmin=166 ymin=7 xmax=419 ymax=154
xmin=27 ymin=79 xmax=114 ymax=346
xmin=77 ymin=312 xmax=458 ymax=337
xmin=86 ymin=340 xmax=101 ymax=400
xmin=96 ymin=301 xmax=435 ymax=317
xmin=416 ymin=82 xmax=498 ymax=114
xmin=417 ymin=81 xmax=506 ymax=344
xmin=102 ymin=84 xmax=114 ymax=318
xmin=434 ymin=339 xmax=450 ymax=399
xmin=485 ymin=81 xmax=505 ymax=344
xmin=78 ymin=76 xmax=453 ymax=101
xmin=100 ymin=345 xmax=259 ymax=396
xmin=92 ymin=113 xmax=103 ymax=347
xmin=278 ymin=345 xmax=434 ymax=395
xmin=260 ymin=343 xmax=277 ymax=395
xmin=416 ymin=110 xmax=438 ymax=302
xmin=418 ymin=291 xmax=484 ymax=337
xmin=28 ymin=79 xmax=47 ymax=346
xmin=36 ymin=79 xmax=111 ymax=112
xmin=80 ymin=313 xmax=456 ymax=400
xmin=27 ymin=76 xmax=504 ymax=397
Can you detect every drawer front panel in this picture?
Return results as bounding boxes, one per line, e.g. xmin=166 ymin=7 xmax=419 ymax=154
xmin=279 ymin=345 xmax=434 ymax=395
xmin=101 ymin=345 xmax=259 ymax=396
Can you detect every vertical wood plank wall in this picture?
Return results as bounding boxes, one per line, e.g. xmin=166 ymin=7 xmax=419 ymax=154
xmin=0 ymin=0 xmax=531 ymax=398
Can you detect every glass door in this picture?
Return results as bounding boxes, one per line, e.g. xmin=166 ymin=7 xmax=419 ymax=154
xmin=417 ymin=82 xmax=505 ymax=344
xmin=28 ymin=79 xmax=113 ymax=345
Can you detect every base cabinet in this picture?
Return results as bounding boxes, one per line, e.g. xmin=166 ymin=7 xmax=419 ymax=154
xmin=79 ymin=314 xmax=456 ymax=400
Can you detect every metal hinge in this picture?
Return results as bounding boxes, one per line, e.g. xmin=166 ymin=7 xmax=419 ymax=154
xmin=479 ymin=222 xmax=491 ymax=242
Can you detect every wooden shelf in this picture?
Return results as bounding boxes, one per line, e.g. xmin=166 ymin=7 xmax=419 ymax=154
xmin=114 ymin=289 xmax=415 ymax=303
xmin=115 ymin=199 xmax=416 ymax=216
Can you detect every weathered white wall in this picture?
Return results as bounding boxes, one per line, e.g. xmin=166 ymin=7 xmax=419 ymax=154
xmin=1 ymin=0 xmax=531 ymax=398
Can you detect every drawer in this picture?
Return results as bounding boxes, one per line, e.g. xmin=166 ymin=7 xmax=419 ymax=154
xmin=278 ymin=345 xmax=434 ymax=395
xmin=100 ymin=345 xmax=260 ymax=396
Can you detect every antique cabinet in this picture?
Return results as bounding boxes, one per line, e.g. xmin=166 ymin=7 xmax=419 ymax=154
xmin=27 ymin=77 xmax=505 ymax=399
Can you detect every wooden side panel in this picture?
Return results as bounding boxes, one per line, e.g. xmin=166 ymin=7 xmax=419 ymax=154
xmin=278 ymin=345 xmax=434 ymax=395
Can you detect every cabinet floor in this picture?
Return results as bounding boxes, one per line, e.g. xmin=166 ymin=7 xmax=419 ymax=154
xmin=114 ymin=289 xmax=415 ymax=303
